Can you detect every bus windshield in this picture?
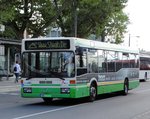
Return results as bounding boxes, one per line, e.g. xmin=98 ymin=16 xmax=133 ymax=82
xmin=22 ymin=51 xmax=75 ymax=78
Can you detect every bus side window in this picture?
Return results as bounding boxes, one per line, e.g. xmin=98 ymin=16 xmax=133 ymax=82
xmin=77 ymin=68 xmax=87 ymax=76
xmin=116 ymin=52 xmax=122 ymax=71
xmin=88 ymin=49 xmax=98 ymax=73
xmin=122 ymin=53 xmax=130 ymax=68
xmin=98 ymin=50 xmax=105 ymax=72
xmin=129 ymin=54 xmax=136 ymax=68
xmin=76 ymin=49 xmax=87 ymax=76
xmin=107 ymin=51 xmax=116 ymax=72
xmin=76 ymin=53 xmax=87 ymax=67
xmin=135 ymin=54 xmax=139 ymax=68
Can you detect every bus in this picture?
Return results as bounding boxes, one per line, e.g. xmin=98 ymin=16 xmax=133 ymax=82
xmin=139 ymin=51 xmax=150 ymax=81
xmin=21 ymin=37 xmax=139 ymax=102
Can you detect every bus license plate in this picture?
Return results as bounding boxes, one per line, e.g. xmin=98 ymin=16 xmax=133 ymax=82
xmin=23 ymin=87 xmax=32 ymax=93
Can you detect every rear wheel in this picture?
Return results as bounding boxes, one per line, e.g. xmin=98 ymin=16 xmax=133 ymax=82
xmin=88 ymin=84 xmax=97 ymax=102
xmin=122 ymin=79 xmax=128 ymax=95
xmin=43 ymin=98 xmax=53 ymax=104
xmin=144 ymin=72 xmax=148 ymax=81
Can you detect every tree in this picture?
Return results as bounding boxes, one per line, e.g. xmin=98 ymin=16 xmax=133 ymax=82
xmin=105 ymin=10 xmax=129 ymax=44
xmin=0 ymin=0 xmax=58 ymax=40
xmin=0 ymin=0 xmax=15 ymax=23
xmin=55 ymin=0 xmax=129 ymax=43
xmin=0 ymin=0 xmax=129 ymax=43
xmin=0 ymin=0 xmax=15 ymax=37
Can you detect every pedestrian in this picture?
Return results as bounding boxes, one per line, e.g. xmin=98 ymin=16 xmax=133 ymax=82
xmin=13 ymin=61 xmax=21 ymax=83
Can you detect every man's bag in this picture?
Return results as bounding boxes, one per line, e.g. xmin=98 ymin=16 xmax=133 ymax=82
xmin=14 ymin=66 xmax=17 ymax=72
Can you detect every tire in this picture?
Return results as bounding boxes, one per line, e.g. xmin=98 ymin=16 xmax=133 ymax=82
xmin=88 ymin=84 xmax=97 ymax=102
xmin=43 ymin=98 xmax=53 ymax=104
xmin=122 ymin=79 xmax=128 ymax=95
xmin=144 ymin=72 xmax=147 ymax=82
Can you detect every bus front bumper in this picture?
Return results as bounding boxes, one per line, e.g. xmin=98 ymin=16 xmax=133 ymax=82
xmin=21 ymin=85 xmax=89 ymax=99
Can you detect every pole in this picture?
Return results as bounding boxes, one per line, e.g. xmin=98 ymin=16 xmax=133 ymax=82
xmin=74 ymin=8 xmax=77 ymax=37
xmin=7 ymin=47 xmax=10 ymax=80
xmin=73 ymin=0 xmax=77 ymax=37
xmin=129 ymin=34 xmax=130 ymax=47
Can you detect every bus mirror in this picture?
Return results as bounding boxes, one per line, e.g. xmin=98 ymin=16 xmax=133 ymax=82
xmin=76 ymin=47 xmax=83 ymax=55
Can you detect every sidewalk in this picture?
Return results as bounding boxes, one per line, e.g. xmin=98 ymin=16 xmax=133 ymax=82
xmin=0 ymin=75 xmax=18 ymax=85
xmin=0 ymin=76 xmax=20 ymax=93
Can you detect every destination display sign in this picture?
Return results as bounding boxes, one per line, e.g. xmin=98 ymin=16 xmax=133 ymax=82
xmin=25 ymin=40 xmax=70 ymax=50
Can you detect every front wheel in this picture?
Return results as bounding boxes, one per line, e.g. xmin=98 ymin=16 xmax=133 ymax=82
xmin=43 ymin=98 xmax=53 ymax=104
xmin=88 ymin=84 xmax=97 ymax=102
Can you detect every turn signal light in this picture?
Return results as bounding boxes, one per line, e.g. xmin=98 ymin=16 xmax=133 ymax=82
xmin=70 ymin=80 xmax=76 ymax=84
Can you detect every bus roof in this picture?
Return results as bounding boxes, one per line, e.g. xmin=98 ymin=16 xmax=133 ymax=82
xmin=75 ymin=38 xmax=139 ymax=54
xmin=140 ymin=50 xmax=150 ymax=57
xmin=22 ymin=37 xmax=139 ymax=54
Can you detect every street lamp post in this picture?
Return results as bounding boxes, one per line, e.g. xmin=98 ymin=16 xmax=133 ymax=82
xmin=73 ymin=0 xmax=79 ymax=37
xmin=74 ymin=7 xmax=77 ymax=37
xmin=129 ymin=34 xmax=131 ymax=47
xmin=128 ymin=34 xmax=140 ymax=47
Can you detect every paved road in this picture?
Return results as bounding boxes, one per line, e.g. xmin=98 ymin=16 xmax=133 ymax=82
xmin=0 ymin=77 xmax=20 ymax=94
xmin=1 ymin=79 xmax=150 ymax=119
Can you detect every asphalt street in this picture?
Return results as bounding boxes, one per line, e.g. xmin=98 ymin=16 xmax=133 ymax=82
xmin=0 ymin=76 xmax=20 ymax=94
xmin=1 ymin=77 xmax=150 ymax=119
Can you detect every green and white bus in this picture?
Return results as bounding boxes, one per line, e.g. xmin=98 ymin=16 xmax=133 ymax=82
xmin=139 ymin=51 xmax=150 ymax=81
xmin=21 ymin=37 xmax=139 ymax=102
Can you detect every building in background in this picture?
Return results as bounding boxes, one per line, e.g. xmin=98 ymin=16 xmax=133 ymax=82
xmin=47 ymin=27 xmax=62 ymax=37
xmin=0 ymin=38 xmax=21 ymax=79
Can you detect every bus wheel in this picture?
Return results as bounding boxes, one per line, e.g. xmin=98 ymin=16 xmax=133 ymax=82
xmin=144 ymin=72 xmax=147 ymax=81
xmin=89 ymin=84 xmax=97 ymax=102
xmin=122 ymin=79 xmax=128 ymax=95
xmin=43 ymin=98 xmax=53 ymax=104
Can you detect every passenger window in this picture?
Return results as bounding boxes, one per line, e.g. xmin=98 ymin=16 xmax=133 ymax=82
xmin=76 ymin=48 xmax=87 ymax=76
xmin=107 ymin=51 xmax=116 ymax=72
xmin=122 ymin=53 xmax=130 ymax=68
xmin=98 ymin=50 xmax=106 ymax=72
xmin=88 ymin=49 xmax=98 ymax=73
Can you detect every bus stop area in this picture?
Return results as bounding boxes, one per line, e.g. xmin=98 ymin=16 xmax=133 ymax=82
xmin=0 ymin=38 xmax=21 ymax=81
xmin=0 ymin=76 xmax=16 ymax=86
xmin=0 ymin=76 xmax=20 ymax=94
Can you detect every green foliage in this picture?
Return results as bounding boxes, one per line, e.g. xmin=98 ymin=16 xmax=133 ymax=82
xmin=0 ymin=0 xmax=129 ymax=44
xmin=57 ymin=0 xmax=129 ymax=43
xmin=106 ymin=10 xmax=129 ymax=44
xmin=0 ymin=0 xmax=57 ymax=39
xmin=0 ymin=0 xmax=15 ymax=23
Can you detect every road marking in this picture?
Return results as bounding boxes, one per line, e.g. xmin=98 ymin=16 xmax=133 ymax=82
xmin=0 ymin=85 xmax=20 ymax=88
xmin=0 ymin=85 xmax=20 ymax=93
xmin=0 ymin=92 xmax=19 ymax=95
xmin=135 ymin=89 xmax=150 ymax=93
xmin=132 ymin=110 xmax=150 ymax=119
xmin=12 ymin=104 xmax=82 ymax=119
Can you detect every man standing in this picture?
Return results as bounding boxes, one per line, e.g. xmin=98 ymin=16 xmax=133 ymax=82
xmin=14 ymin=61 xmax=21 ymax=83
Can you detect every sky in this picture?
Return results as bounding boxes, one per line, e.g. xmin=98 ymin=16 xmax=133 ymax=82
xmin=123 ymin=0 xmax=150 ymax=50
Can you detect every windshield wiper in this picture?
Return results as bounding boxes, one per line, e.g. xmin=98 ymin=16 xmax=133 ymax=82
xmin=25 ymin=70 xmax=65 ymax=81
xmin=26 ymin=71 xmax=50 ymax=80
xmin=26 ymin=76 xmax=32 ymax=80
xmin=49 ymin=70 xmax=65 ymax=80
